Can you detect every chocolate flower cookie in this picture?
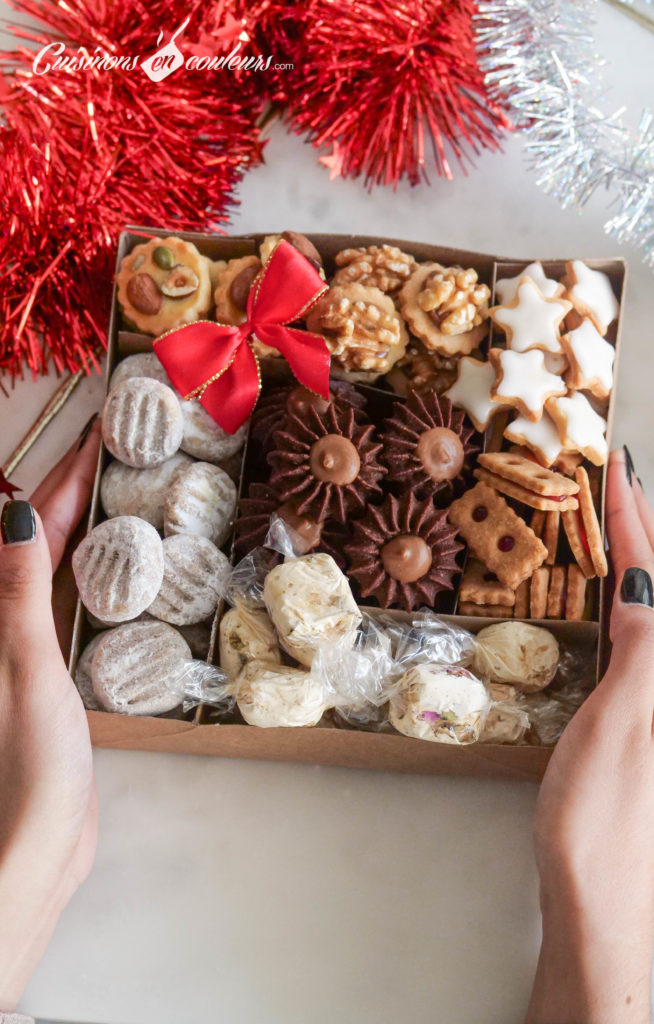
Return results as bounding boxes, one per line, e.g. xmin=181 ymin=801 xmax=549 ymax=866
xmin=381 ymin=390 xmax=477 ymax=501
xmin=268 ymin=406 xmax=385 ymax=522
xmin=251 ymin=381 xmax=367 ymax=448
xmin=346 ymin=492 xmax=463 ymax=611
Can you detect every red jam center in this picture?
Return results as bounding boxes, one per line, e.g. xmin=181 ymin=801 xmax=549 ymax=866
xmin=498 ymin=535 xmax=515 ymax=552
xmin=472 ymin=505 xmax=488 ymax=522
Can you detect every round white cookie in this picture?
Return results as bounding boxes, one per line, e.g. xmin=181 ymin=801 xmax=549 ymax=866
xmin=102 ymin=377 xmax=183 ymax=468
xmin=148 ymin=535 xmax=230 ymax=626
xmin=108 ymin=352 xmax=173 ymax=392
xmin=72 ymin=516 xmax=164 ymax=623
xmin=219 ymin=606 xmax=282 ymax=681
xmin=74 ymin=634 xmax=105 ymax=711
xmin=235 ymin=660 xmax=330 ymax=727
xmin=91 ymin=620 xmax=192 ymax=716
xmin=179 ymin=398 xmax=248 ymax=464
xmin=100 ymin=451 xmax=193 ymax=528
xmin=164 ymin=462 xmax=237 ymax=547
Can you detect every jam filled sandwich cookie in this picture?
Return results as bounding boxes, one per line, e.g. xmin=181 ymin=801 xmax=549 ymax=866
xmin=459 ymin=558 xmax=516 ymax=613
xmin=494 ymin=262 xmax=564 ymax=305
xmin=447 ymin=482 xmax=547 ymax=589
xmin=489 ymin=277 xmax=572 ymax=354
xmin=116 ymin=236 xmax=213 ymax=335
xmin=473 ymin=453 xmax=580 ymax=512
xmin=563 ymin=260 xmax=619 ymax=336
xmin=489 ymin=348 xmax=566 ymax=422
xmin=445 ymin=356 xmax=509 ymax=434
xmin=399 ymin=262 xmax=491 ymax=356
xmin=561 ymin=466 xmax=608 ymax=579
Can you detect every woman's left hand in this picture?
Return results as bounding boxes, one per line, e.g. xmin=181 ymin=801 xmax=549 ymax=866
xmin=0 ymin=415 xmax=101 ymax=1011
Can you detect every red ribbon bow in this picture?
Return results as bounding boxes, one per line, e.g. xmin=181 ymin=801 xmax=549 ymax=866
xmin=154 ymin=240 xmax=330 ymax=434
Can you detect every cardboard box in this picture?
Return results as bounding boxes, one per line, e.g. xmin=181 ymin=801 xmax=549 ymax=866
xmin=68 ymin=230 xmax=625 ymax=780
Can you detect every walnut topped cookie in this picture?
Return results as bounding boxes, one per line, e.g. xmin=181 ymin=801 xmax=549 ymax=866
xmin=332 ymin=244 xmax=416 ymax=295
xmin=305 ymin=283 xmax=408 ymax=380
xmin=116 ymin=236 xmax=213 ymax=335
xmin=400 ymin=262 xmax=490 ymax=356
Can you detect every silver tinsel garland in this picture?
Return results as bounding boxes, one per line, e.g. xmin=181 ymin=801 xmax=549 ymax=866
xmin=475 ymin=0 xmax=654 ymax=267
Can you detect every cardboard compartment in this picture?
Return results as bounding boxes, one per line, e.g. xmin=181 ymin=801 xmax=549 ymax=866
xmin=68 ymin=230 xmax=624 ymax=779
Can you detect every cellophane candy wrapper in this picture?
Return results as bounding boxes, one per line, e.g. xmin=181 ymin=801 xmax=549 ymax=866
xmin=309 ymin=614 xmax=397 ymax=714
xmin=180 ymin=660 xmax=235 ymax=715
xmin=376 ymin=609 xmax=477 ymax=672
xmin=479 ymin=684 xmax=531 ymax=745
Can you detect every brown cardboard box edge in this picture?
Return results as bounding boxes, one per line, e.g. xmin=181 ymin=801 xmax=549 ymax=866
xmin=73 ymin=230 xmax=624 ymax=780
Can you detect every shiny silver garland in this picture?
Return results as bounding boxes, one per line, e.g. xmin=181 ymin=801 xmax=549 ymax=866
xmin=475 ymin=0 xmax=654 ymax=267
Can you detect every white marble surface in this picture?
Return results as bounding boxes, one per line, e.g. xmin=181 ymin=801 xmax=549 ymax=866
xmin=0 ymin=3 xmax=650 ymax=1021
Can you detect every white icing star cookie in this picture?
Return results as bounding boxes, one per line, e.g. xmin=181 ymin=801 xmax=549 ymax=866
xmin=543 ymin=351 xmax=568 ymax=376
xmin=489 ymin=348 xmax=566 ymax=422
xmin=494 ymin=262 xmax=563 ymax=305
xmin=444 ymin=356 xmax=507 ymax=434
xmin=561 ymin=320 xmax=615 ymax=400
xmin=504 ymin=412 xmax=563 ymax=467
xmin=546 ymin=392 xmax=608 ymax=466
xmin=489 ymin=277 xmax=572 ymax=354
xmin=564 ymin=260 xmax=619 ymax=336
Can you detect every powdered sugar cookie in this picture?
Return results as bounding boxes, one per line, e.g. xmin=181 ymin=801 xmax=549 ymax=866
xmin=564 ymin=260 xmax=619 ymax=336
xmin=179 ymin=397 xmax=248 ymax=463
xmin=74 ymin=634 xmax=105 ymax=711
xmin=213 ymin=255 xmax=262 ymax=326
xmin=561 ymin=320 xmax=615 ymax=399
xmin=399 ymin=262 xmax=490 ymax=356
xmin=489 ymin=277 xmax=572 ymax=354
xmin=444 ymin=356 xmax=508 ymax=433
xmin=148 ymin=534 xmax=230 ymax=625
xmin=100 ymin=452 xmax=193 ymax=528
xmin=109 ymin=352 xmax=173 ymax=391
xmin=91 ymin=620 xmax=191 ymax=716
xmin=489 ymin=348 xmax=566 ymax=422
xmin=494 ymin=263 xmax=564 ymax=305
xmin=164 ymin=462 xmax=237 ymax=546
xmin=73 ymin=516 xmax=164 ymax=623
xmin=546 ymin=392 xmax=608 ymax=466
xmin=102 ymin=377 xmax=184 ymax=468
xmin=504 ymin=412 xmax=563 ymax=467
xmin=116 ymin=236 xmax=213 ymax=335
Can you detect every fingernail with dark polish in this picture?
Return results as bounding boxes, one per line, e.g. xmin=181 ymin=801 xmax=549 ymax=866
xmin=77 ymin=412 xmax=99 ymax=451
xmin=621 ymin=567 xmax=654 ymax=608
xmin=624 ymin=445 xmax=635 ymax=487
xmin=1 ymin=500 xmax=36 ymax=545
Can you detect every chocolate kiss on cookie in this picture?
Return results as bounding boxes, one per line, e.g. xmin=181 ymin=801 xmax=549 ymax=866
xmin=381 ymin=390 xmax=477 ymax=501
xmin=345 ymin=492 xmax=464 ymax=611
xmin=250 ymin=381 xmax=367 ymax=449
xmin=268 ymin=405 xmax=385 ymax=522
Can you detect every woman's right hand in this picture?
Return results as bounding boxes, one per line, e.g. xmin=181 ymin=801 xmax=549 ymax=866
xmin=528 ymin=447 xmax=654 ymax=1023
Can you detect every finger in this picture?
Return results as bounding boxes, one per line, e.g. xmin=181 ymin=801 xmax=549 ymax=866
xmin=0 ymin=502 xmax=60 ymax=659
xmin=34 ymin=418 xmax=102 ymax=573
xmin=633 ymin=478 xmax=654 ymax=554
xmin=605 ymin=448 xmax=654 ymax=583
xmin=30 ymin=413 xmax=99 ymax=512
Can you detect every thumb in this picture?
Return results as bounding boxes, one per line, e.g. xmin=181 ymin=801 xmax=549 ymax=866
xmin=0 ymin=500 xmax=60 ymax=656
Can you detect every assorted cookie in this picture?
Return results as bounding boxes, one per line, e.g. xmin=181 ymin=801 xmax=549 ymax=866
xmin=78 ymin=240 xmax=620 ymax=734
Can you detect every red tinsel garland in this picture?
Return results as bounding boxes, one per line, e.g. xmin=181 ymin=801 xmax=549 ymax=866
xmin=245 ymin=0 xmax=510 ymax=188
xmin=0 ymin=0 xmax=265 ymax=381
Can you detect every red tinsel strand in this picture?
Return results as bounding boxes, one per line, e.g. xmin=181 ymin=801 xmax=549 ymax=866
xmin=0 ymin=0 xmax=266 ymax=381
xmin=253 ymin=0 xmax=511 ymax=188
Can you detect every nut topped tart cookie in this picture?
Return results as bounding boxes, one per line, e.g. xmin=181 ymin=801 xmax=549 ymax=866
xmin=381 ymin=390 xmax=477 ymax=501
xmin=332 ymin=243 xmax=417 ymax=295
xmin=268 ymin=405 xmax=386 ymax=522
xmin=399 ymin=262 xmax=491 ymax=355
xmin=305 ymin=283 xmax=408 ymax=378
xmin=116 ymin=236 xmax=213 ymax=335
xmin=250 ymin=381 xmax=367 ymax=448
xmin=213 ymin=255 xmax=262 ymax=326
xmin=346 ymin=492 xmax=464 ymax=611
